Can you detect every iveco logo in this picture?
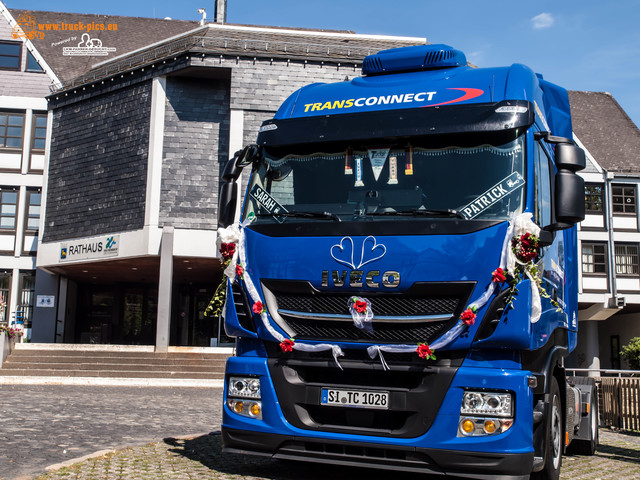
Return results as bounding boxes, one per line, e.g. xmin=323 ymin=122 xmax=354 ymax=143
xmin=321 ymin=236 xmax=400 ymax=289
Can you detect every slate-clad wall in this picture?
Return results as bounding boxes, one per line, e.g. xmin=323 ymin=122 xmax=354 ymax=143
xmin=43 ymin=81 xmax=152 ymax=242
xmin=160 ymin=76 xmax=230 ymax=229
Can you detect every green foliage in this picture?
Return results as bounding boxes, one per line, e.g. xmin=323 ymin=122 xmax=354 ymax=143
xmin=205 ymin=276 xmax=227 ymax=319
xmin=620 ymin=337 xmax=640 ymax=371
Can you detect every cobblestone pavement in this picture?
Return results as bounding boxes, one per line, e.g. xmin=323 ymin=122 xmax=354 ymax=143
xmin=0 ymin=385 xmax=221 ymax=480
xmin=23 ymin=429 xmax=640 ymax=480
xmin=2 ymin=384 xmax=640 ymax=480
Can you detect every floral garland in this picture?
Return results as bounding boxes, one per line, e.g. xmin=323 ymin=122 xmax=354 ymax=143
xmin=208 ymin=212 xmax=557 ymax=370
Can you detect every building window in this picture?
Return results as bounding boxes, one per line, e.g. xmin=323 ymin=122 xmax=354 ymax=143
xmin=25 ymin=189 xmax=41 ymax=232
xmin=0 ymin=41 xmax=21 ymax=71
xmin=26 ymin=51 xmax=44 ymax=72
xmin=612 ymin=185 xmax=637 ymax=214
xmin=0 ymin=112 xmax=25 ymax=149
xmin=31 ymin=114 xmax=47 ymax=151
xmin=614 ymin=243 xmax=639 ymax=276
xmin=18 ymin=272 xmax=35 ymax=330
xmin=582 ymin=242 xmax=607 ymax=274
xmin=0 ymin=189 xmax=17 ymax=230
xmin=0 ymin=272 xmax=9 ymax=324
xmin=585 ymin=184 xmax=604 ymax=213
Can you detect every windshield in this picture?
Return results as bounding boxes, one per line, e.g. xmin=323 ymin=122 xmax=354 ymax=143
xmin=244 ymin=136 xmax=525 ymax=224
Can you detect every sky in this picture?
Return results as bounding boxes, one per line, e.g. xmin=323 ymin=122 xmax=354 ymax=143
xmin=9 ymin=0 xmax=640 ymax=128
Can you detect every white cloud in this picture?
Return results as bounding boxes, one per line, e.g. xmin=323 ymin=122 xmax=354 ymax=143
xmin=531 ymin=12 xmax=554 ymax=29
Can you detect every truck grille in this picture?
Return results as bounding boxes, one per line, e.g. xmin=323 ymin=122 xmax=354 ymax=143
xmin=261 ymin=279 xmax=475 ymax=345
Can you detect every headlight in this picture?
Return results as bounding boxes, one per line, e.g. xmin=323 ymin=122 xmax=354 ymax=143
xmin=458 ymin=390 xmax=514 ymax=437
xmin=228 ymin=376 xmax=261 ymax=399
xmin=461 ymin=391 xmax=512 ymax=417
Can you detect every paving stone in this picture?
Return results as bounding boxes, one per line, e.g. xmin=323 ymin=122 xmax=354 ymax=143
xmin=2 ymin=384 xmax=640 ymax=480
xmin=0 ymin=384 xmax=221 ymax=480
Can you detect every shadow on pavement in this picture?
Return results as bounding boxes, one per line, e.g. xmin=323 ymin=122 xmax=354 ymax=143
xmin=592 ymin=443 xmax=640 ymax=466
xmin=164 ymin=432 xmax=444 ymax=480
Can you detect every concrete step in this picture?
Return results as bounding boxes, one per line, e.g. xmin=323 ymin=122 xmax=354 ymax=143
xmin=1 ymin=344 xmax=232 ymax=380
xmin=0 ymin=368 xmax=225 ymax=379
xmin=1 ymin=362 xmax=226 ymax=372
xmin=4 ymin=355 xmax=227 ymax=367
xmin=8 ymin=350 xmax=230 ymax=360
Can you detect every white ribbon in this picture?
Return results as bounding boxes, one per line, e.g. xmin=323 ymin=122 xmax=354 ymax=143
xmin=348 ymin=297 xmax=374 ymax=333
xmin=218 ymin=211 xmax=547 ymax=371
xmin=367 ymin=344 xmax=417 ymax=371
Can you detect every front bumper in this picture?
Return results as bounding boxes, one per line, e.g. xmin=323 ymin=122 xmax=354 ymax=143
xmin=222 ymin=428 xmax=532 ymax=480
xmin=222 ymin=355 xmax=534 ymax=479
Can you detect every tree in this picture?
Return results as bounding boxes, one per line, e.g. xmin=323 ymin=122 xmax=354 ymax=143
xmin=620 ymin=337 xmax=640 ymax=371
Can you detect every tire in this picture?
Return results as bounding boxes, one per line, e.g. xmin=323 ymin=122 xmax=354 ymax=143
xmin=567 ymin=392 xmax=598 ymax=456
xmin=531 ymin=376 xmax=562 ymax=480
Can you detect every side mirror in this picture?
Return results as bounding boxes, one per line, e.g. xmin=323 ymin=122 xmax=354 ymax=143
xmin=555 ymin=170 xmax=585 ymax=225
xmin=218 ymin=145 xmax=261 ymax=228
xmin=555 ymin=143 xmax=586 ymax=171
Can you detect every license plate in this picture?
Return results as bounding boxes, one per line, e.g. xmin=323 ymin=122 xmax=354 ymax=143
xmin=321 ymin=388 xmax=389 ymax=409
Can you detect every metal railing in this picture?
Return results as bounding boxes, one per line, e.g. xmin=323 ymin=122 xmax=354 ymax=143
xmin=567 ymin=368 xmax=640 ymax=431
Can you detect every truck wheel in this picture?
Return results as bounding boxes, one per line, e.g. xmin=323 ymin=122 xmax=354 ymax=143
xmin=568 ymin=393 xmax=598 ymax=456
xmin=531 ymin=376 xmax=562 ymax=480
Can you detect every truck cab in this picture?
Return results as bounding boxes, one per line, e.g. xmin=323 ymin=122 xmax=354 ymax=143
xmin=217 ymin=44 xmax=592 ymax=480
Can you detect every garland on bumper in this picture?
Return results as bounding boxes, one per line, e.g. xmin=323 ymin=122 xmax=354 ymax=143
xmin=207 ymin=212 xmax=559 ymax=370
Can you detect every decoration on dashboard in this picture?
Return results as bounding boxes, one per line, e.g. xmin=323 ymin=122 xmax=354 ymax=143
xmin=354 ymin=156 xmax=364 ymax=187
xmin=388 ymin=156 xmax=398 ymax=185
xmin=344 ymin=148 xmax=353 ymax=175
xmin=348 ymin=296 xmax=374 ymax=333
xmin=405 ymin=146 xmax=413 ymax=175
xmin=368 ymin=148 xmax=390 ymax=181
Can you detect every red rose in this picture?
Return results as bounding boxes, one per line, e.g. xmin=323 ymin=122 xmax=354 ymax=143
xmin=280 ymin=339 xmax=295 ymax=352
xmin=252 ymin=301 xmax=264 ymax=314
xmin=492 ymin=267 xmax=506 ymax=283
xmin=460 ymin=307 xmax=476 ymax=326
xmin=220 ymin=242 xmax=236 ymax=261
xmin=235 ymin=264 xmax=244 ymax=278
xmin=416 ymin=343 xmax=433 ymax=359
xmin=520 ymin=248 xmax=537 ymax=262
xmin=353 ymin=299 xmax=368 ymax=314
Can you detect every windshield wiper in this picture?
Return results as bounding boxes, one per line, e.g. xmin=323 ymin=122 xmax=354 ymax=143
xmin=256 ymin=211 xmax=342 ymax=222
xmin=364 ymin=208 xmax=466 ymax=220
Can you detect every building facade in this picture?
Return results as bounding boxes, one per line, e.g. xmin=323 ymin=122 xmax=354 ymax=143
xmin=0 ymin=4 xmax=61 ymax=338
xmin=569 ymin=91 xmax=640 ymax=371
xmin=4 ymin=2 xmax=640 ymax=368
xmin=28 ymin=20 xmax=424 ymax=348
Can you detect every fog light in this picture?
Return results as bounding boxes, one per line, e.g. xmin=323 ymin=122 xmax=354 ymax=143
xmin=250 ymin=403 xmax=261 ymax=417
xmin=460 ymin=419 xmax=475 ymax=435
xmin=226 ymin=398 xmax=263 ymax=420
xmin=483 ymin=420 xmax=498 ymax=434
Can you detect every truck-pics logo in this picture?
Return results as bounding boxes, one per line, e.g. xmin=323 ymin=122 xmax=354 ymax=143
xmin=322 ymin=236 xmax=400 ymax=288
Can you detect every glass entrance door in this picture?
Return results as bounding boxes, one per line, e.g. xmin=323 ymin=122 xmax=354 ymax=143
xmin=173 ymin=286 xmax=231 ymax=346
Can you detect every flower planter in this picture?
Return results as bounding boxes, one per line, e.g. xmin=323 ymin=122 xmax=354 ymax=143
xmin=0 ymin=331 xmax=16 ymax=368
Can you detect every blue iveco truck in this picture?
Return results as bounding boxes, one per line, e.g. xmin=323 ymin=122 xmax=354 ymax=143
xmin=217 ymin=44 xmax=598 ymax=480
